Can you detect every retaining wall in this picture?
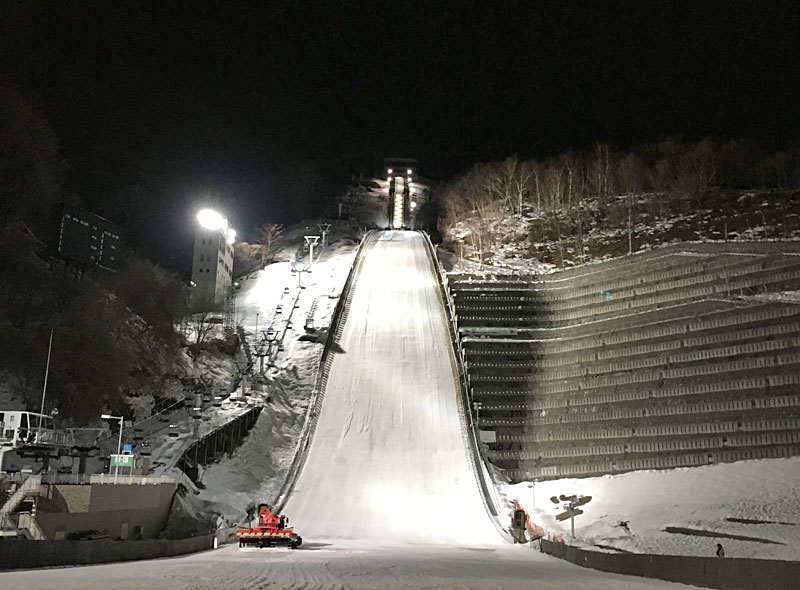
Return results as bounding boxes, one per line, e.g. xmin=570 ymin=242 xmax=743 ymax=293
xmin=0 ymin=533 xmax=213 ymax=570
xmin=540 ymin=539 xmax=800 ymax=590
xmin=448 ymin=242 xmax=800 ymax=480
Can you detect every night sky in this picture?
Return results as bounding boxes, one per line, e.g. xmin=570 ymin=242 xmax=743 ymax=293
xmin=2 ymin=1 xmax=798 ymax=266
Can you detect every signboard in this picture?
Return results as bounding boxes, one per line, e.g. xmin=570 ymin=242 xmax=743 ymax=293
xmin=58 ymin=209 xmax=122 ymax=270
xmin=122 ymin=443 xmax=132 ymax=453
xmin=573 ymin=495 xmax=593 ymax=507
xmin=111 ymin=454 xmax=134 ymax=468
xmin=556 ymin=508 xmax=583 ymax=522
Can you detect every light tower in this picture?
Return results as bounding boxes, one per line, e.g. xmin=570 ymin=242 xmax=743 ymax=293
xmin=192 ymin=209 xmax=236 ymax=307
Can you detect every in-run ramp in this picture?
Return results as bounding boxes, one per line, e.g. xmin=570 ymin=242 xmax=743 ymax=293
xmin=284 ymin=231 xmax=501 ymax=545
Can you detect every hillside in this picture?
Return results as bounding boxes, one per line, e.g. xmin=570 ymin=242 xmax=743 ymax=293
xmin=441 ymin=187 xmax=800 ymax=274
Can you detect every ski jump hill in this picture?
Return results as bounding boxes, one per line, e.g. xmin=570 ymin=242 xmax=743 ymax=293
xmin=283 ymin=230 xmax=502 ymax=545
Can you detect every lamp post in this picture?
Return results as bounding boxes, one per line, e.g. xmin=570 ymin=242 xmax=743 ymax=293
xmin=101 ymin=414 xmax=124 ymax=483
xmin=529 ymin=480 xmax=536 ymax=512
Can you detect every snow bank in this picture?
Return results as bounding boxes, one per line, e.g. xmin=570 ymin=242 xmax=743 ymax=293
xmin=505 ymin=457 xmax=800 ymax=560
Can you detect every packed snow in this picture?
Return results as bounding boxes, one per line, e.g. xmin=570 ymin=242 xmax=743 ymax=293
xmin=1 ymin=542 xmax=694 ymax=589
xmin=285 ymin=231 xmax=499 ymax=545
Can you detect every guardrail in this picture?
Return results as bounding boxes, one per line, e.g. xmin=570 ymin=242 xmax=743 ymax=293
xmin=418 ymin=231 xmax=510 ymax=540
xmin=273 ymin=230 xmax=376 ymax=512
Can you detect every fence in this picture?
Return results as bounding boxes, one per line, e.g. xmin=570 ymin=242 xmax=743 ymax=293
xmin=540 ymin=539 xmax=800 ymax=590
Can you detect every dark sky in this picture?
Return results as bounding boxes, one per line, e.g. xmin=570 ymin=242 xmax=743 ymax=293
xmin=2 ymin=1 xmax=799 ymax=263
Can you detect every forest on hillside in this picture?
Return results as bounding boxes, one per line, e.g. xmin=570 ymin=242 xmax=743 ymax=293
xmin=0 ymin=79 xmax=194 ymax=424
xmin=438 ymin=139 xmax=800 ymax=267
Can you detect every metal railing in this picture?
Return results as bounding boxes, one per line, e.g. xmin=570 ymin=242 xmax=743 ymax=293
xmin=89 ymin=474 xmax=176 ymax=485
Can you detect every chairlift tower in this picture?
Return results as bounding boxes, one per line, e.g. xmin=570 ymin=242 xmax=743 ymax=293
xmin=304 ymin=236 xmax=320 ymax=265
xmin=317 ymin=224 xmax=331 ymax=249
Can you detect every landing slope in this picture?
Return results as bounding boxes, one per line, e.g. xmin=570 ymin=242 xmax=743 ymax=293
xmin=285 ymin=231 xmax=499 ymax=545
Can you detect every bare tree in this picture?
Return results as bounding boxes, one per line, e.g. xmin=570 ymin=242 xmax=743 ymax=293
xmin=677 ymin=137 xmax=717 ymax=201
xmin=488 ymin=156 xmax=518 ymax=210
xmin=618 ymin=153 xmax=646 ymax=254
xmin=514 ymin=160 xmax=535 ymax=217
xmin=590 ymin=142 xmax=615 ymax=204
xmin=256 ymin=223 xmax=284 ymax=267
xmin=188 ymin=306 xmax=219 ymax=346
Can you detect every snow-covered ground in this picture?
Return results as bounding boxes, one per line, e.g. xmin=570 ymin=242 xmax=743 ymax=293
xmin=189 ymin=235 xmax=359 ymax=520
xmin=285 ymin=231 xmax=498 ymax=545
xmin=3 ymin=227 xmax=798 ymax=587
xmin=504 ymin=457 xmax=800 ymax=561
xmin=0 ymin=542 xmax=694 ymax=589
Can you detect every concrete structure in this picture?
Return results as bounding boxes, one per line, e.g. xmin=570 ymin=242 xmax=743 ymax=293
xmin=58 ymin=208 xmax=123 ymax=271
xmin=446 ymin=242 xmax=800 ymax=481
xmin=0 ymin=474 xmax=176 ymax=540
xmin=191 ymin=209 xmax=235 ymax=306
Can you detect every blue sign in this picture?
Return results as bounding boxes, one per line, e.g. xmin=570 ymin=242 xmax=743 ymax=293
xmin=122 ymin=443 xmax=133 ymax=453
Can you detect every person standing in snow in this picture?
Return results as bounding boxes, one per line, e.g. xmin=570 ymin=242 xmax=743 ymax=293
xmin=716 ymin=543 xmax=725 ymax=557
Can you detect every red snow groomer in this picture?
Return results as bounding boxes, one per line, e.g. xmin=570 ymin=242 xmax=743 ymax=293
xmin=235 ymin=504 xmax=302 ymax=549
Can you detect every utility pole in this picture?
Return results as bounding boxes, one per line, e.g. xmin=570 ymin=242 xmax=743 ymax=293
xmin=38 ymin=328 xmax=54 ymax=430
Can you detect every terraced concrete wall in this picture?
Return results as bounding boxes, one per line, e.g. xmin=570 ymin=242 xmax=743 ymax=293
xmin=448 ymin=242 xmax=800 ymax=481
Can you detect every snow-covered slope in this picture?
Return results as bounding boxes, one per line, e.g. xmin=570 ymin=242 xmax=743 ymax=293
xmin=505 ymin=457 xmax=800 ymax=560
xmin=285 ymin=231 xmax=500 ymax=545
xmin=189 ymin=236 xmax=359 ymax=519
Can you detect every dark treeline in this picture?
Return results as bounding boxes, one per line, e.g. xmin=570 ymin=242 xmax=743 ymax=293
xmin=1 ymin=79 xmax=189 ymax=424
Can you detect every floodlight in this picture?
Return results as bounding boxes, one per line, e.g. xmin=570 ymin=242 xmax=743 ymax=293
xmin=197 ymin=208 xmax=226 ymax=231
xmin=100 ymin=414 xmax=112 ymax=419
xmin=407 ymin=169 xmax=412 ymax=175
xmin=387 ymin=168 xmax=393 ymax=174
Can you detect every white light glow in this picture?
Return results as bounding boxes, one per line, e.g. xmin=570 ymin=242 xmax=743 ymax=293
xmin=410 ymin=201 xmax=417 ymax=209
xmin=197 ymin=208 xmax=227 ymax=231
xmin=387 ymin=168 xmax=393 ymax=174
xmin=227 ymin=228 xmax=236 ymax=244
xmin=407 ymin=169 xmax=412 ymax=175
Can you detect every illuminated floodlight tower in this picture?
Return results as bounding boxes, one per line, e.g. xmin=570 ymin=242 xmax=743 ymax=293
xmin=192 ymin=209 xmax=236 ymax=306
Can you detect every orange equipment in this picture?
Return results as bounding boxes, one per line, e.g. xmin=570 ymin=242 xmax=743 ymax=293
xmin=235 ymin=504 xmax=302 ymax=549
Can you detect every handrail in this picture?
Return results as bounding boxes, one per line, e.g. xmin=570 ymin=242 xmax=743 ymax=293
xmin=273 ymin=230 xmax=376 ymax=512
xmin=0 ymin=475 xmax=41 ymax=514
xmin=417 ymin=231 xmax=511 ymax=541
